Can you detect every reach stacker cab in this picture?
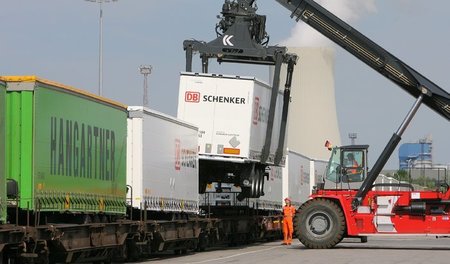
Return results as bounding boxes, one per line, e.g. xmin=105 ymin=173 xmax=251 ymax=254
xmin=325 ymin=145 xmax=369 ymax=186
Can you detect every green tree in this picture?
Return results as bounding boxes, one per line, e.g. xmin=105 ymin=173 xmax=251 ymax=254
xmin=394 ymin=170 xmax=408 ymax=182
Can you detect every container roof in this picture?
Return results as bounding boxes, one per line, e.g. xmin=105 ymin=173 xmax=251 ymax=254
xmin=0 ymin=75 xmax=127 ymax=109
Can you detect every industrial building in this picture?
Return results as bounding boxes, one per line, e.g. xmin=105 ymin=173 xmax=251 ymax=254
xmin=398 ymin=135 xmax=433 ymax=170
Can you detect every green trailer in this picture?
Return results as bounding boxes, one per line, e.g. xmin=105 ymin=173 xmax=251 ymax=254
xmin=1 ymin=76 xmax=128 ymax=219
xmin=0 ymin=80 xmax=6 ymax=224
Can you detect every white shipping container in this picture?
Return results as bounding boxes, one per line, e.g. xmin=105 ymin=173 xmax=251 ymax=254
xmin=127 ymin=106 xmax=199 ymax=213
xmin=177 ymin=72 xmax=286 ymax=166
xmin=311 ymin=159 xmax=328 ymax=186
xmin=282 ymin=150 xmax=328 ymax=207
xmin=282 ymin=150 xmax=310 ymax=207
xmin=251 ymin=166 xmax=283 ymax=211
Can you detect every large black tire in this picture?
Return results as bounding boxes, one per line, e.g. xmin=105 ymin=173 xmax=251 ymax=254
xmin=294 ymin=198 xmax=346 ymax=249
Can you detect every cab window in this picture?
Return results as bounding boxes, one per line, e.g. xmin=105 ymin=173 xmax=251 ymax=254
xmin=342 ymin=150 xmax=364 ymax=182
xmin=325 ymin=148 xmax=341 ymax=183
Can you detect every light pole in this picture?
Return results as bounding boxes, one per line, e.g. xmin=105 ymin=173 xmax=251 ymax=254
xmin=86 ymin=0 xmax=117 ymax=96
xmin=139 ymin=65 xmax=152 ymax=107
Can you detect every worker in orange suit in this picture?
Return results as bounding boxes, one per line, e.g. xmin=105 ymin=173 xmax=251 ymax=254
xmin=346 ymin=153 xmax=359 ymax=174
xmin=282 ymin=197 xmax=296 ymax=245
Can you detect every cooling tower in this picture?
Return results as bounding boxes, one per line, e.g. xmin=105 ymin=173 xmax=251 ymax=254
xmin=271 ymin=47 xmax=341 ymax=160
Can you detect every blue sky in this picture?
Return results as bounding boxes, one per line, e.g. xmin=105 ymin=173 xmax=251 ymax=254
xmin=1 ymin=0 xmax=449 ymax=169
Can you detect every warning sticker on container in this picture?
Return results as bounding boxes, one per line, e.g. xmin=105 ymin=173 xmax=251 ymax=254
xmin=229 ymin=136 xmax=240 ymax=148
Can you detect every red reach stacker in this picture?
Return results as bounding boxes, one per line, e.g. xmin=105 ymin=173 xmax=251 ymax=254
xmin=274 ymin=0 xmax=450 ymax=248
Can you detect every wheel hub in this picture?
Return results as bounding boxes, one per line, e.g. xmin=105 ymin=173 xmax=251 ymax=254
xmin=308 ymin=212 xmax=331 ymax=236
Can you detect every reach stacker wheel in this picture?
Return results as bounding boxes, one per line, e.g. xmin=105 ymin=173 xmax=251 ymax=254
xmin=294 ymin=198 xmax=346 ymax=249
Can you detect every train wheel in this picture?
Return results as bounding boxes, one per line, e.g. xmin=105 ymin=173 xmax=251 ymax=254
xmin=294 ymin=198 xmax=345 ymax=249
xmin=196 ymin=232 xmax=208 ymax=252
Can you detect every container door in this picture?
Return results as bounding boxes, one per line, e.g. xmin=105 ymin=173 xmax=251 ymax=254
xmin=0 ymin=82 xmax=6 ymax=223
xmin=250 ymin=82 xmax=285 ymax=165
xmin=178 ymin=75 xmax=216 ymax=154
xmin=212 ymin=77 xmax=251 ymax=158
xmin=5 ymin=85 xmax=33 ymax=212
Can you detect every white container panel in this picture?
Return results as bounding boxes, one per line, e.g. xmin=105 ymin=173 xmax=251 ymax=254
xmin=209 ymin=76 xmax=253 ymax=158
xmin=312 ymin=159 xmax=328 ymax=185
xmin=178 ymin=72 xmax=286 ymax=166
xmin=127 ymin=106 xmax=199 ymax=213
xmin=249 ymin=82 xmax=285 ymax=164
xmin=283 ymin=150 xmax=312 ymax=207
xmin=127 ymin=117 xmax=144 ymax=208
xmin=178 ymin=73 xmax=252 ymax=159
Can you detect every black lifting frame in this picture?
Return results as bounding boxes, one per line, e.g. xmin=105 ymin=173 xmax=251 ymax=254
xmin=183 ymin=0 xmax=297 ymax=165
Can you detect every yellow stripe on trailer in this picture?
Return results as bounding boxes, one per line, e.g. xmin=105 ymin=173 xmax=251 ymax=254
xmin=224 ymin=148 xmax=240 ymax=155
xmin=0 ymin=75 xmax=127 ymax=110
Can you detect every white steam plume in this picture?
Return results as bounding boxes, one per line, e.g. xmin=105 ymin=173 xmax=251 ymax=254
xmin=281 ymin=0 xmax=377 ymax=47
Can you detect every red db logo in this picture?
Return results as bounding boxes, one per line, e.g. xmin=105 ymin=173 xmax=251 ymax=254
xmin=252 ymin=97 xmax=260 ymax=125
xmin=175 ymin=139 xmax=181 ymax=171
xmin=185 ymin=91 xmax=200 ymax=103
